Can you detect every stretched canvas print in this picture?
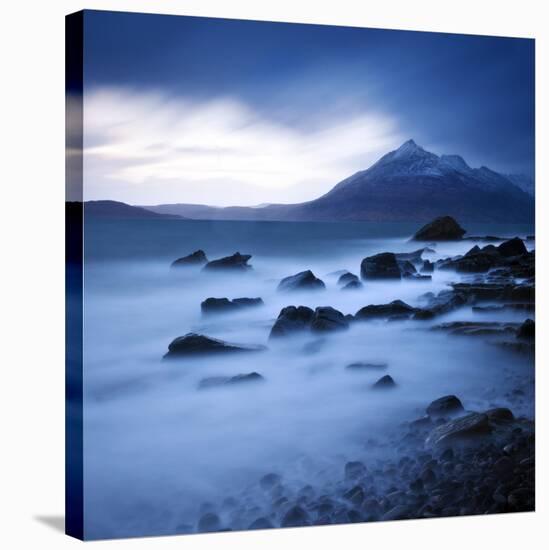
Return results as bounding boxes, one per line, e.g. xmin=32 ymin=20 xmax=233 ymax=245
xmin=66 ymin=10 xmax=535 ymax=540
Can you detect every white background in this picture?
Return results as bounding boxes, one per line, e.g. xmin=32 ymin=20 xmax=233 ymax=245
xmin=0 ymin=0 xmax=547 ymax=548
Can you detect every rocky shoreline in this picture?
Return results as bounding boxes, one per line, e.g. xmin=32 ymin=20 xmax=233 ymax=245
xmin=166 ymin=216 xmax=535 ymax=533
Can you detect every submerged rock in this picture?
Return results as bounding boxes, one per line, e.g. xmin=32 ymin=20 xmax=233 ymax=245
xmin=344 ymin=461 xmax=367 ymax=480
xmin=337 ymin=272 xmax=359 ymax=286
xmin=341 ymin=280 xmax=363 ymax=290
xmin=426 ymin=395 xmax=464 ymax=419
xmin=310 ymin=307 xmax=349 ymax=332
xmin=171 ymin=249 xmax=208 ymax=267
xmin=203 ymin=252 xmax=252 ymax=271
xmin=164 ymin=333 xmax=266 ymax=359
xmin=414 ymin=290 xmax=467 ymax=319
xmin=361 ymin=252 xmax=401 ymax=280
xmin=372 ymin=374 xmax=396 ymax=389
xmin=198 ymin=372 xmax=264 ymax=389
xmin=355 ymin=300 xmax=416 ymax=320
xmin=197 ymin=512 xmax=221 ymax=533
xmin=278 ymin=270 xmax=326 ymax=292
xmin=270 ymin=306 xmax=314 ymax=338
xmin=412 ymin=216 xmax=466 ymax=241
xmin=346 ymin=362 xmax=388 ymax=371
xmin=201 ymin=297 xmax=263 ymax=314
xmin=517 ymin=319 xmax=535 ymax=340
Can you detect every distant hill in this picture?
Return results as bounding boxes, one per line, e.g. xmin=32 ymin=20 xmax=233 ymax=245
xmin=75 ymin=200 xmax=183 ymax=219
xmin=144 ymin=140 xmax=534 ymax=223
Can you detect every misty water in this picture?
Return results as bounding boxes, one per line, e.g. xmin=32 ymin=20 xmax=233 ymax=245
xmin=81 ymin=219 xmax=534 ymax=539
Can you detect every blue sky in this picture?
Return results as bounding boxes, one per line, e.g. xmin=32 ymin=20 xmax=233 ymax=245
xmin=81 ymin=10 xmax=535 ymax=205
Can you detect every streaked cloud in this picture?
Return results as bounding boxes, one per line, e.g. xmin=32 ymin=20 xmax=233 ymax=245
xmin=83 ymin=87 xmax=404 ymax=205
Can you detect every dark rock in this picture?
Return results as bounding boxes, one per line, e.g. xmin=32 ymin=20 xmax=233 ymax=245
xmin=201 ymin=297 xmax=263 ymax=314
xmin=372 ymin=375 xmax=396 ymax=389
xmin=403 ymin=273 xmax=432 ymax=281
xmin=198 ymin=372 xmax=264 ymax=389
xmin=381 ymin=504 xmax=413 ymax=521
xmin=517 ymin=319 xmax=535 ymax=340
xmin=341 ymin=280 xmax=363 ymax=290
xmin=426 ymin=413 xmax=492 ymax=448
xmin=277 ymin=270 xmax=325 ymax=292
xmin=498 ymin=237 xmax=528 ymax=258
xmin=421 ymin=260 xmax=434 ymax=273
xmin=310 ymin=306 xmax=349 ymax=332
xmin=345 ymin=461 xmax=367 ymax=480
xmin=269 ymin=306 xmax=314 ymax=338
xmin=414 ymin=290 xmax=467 ymax=319
xmin=394 ymin=248 xmax=432 ymax=263
xmin=248 ymin=517 xmax=274 ymax=530
xmin=356 ymin=300 xmax=416 ymax=320
xmin=343 ymin=486 xmax=365 ymax=506
xmin=281 ymin=505 xmax=310 ymax=527
xmin=346 ymin=362 xmax=387 ymax=371
xmin=398 ymin=260 xmax=417 ymax=276
xmin=232 ymin=297 xmax=264 ymax=308
xmin=485 ymin=408 xmax=515 ymax=422
xmin=361 ymin=252 xmax=401 ymax=280
xmin=203 ymin=252 xmax=252 ymax=271
xmin=430 ymin=321 xmax=519 ymax=337
xmin=197 ymin=512 xmax=221 ymax=533
xmin=412 ymin=216 xmax=466 ymax=241
xmin=338 ymin=272 xmax=359 ymax=285
xmin=164 ymin=333 xmax=266 ymax=359
xmin=171 ymin=249 xmax=208 ymax=267
xmin=426 ymin=395 xmax=464 ymax=419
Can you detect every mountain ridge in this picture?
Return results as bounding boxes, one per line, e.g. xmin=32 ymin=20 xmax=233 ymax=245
xmin=142 ymin=140 xmax=534 ymax=223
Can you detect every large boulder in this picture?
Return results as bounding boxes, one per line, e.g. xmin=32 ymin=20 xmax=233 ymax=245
xmin=198 ymin=372 xmax=264 ymax=389
xmin=171 ymin=249 xmax=208 ymax=267
xmin=201 ymin=297 xmax=263 ymax=315
xmin=426 ymin=395 xmax=464 ymax=419
xmin=277 ymin=270 xmax=325 ymax=292
xmin=270 ymin=306 xmax=314 ymax=338
xmin=498 ymin=237 xmax=528 ymax=258
xmin=361 ymin=252 xmax=401 ymax=280
xmin=203 ymin=252 xmax=252 ymax=271
xmin=412 ymin=216 xmax=466 ymax=241
xmin=355 ymin=300 xmax=416 ymax=320
xmin=310 ymin=307 xmax=349 ymax=332
xmin=425 ymin=412 xmax=491 ymax=448
xmin=164 ymin=333 xmax=266 ymax=359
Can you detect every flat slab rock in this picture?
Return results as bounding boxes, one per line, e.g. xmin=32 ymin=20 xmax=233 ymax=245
xmin=198 ymin=372 xmax=264 ymax=389
xmin=425 ymin=407 xmax=529 ymax=449
xmin=203 ymin=252 xmax=252 ymax=271
xmin=164 ymin=333 xmax=266 ymax=359
xmin=201 ymin=297 xmax=263 ymax=314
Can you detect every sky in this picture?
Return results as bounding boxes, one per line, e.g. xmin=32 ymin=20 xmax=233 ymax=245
xmin=78 ymin=10 xmax=535 ymax=206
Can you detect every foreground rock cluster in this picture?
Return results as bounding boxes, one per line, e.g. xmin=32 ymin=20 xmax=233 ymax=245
xmin=166 ymin=215 xmax=534 ymax=532
xmin=191 ymin=396 xmax=534 ymax=533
